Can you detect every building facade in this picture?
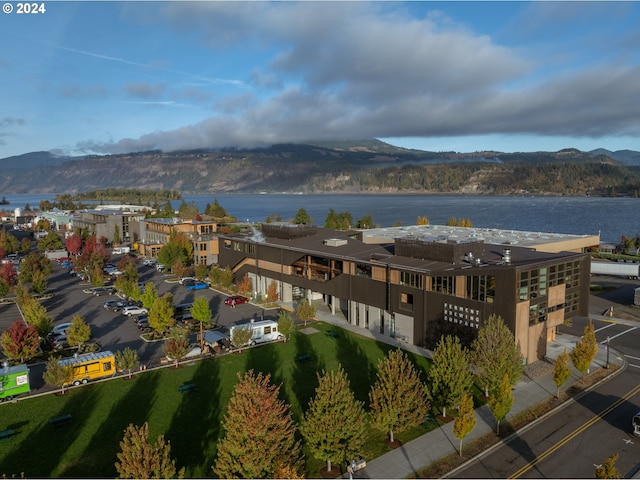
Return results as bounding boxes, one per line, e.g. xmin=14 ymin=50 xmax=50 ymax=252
xmin=217 ymin=224 xmax=593 ymax=363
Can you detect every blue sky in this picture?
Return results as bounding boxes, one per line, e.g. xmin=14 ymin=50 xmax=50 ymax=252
xmin=1 ymin=1 xmax=639 ymax=159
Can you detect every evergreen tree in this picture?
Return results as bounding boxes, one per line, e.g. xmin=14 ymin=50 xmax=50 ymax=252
xmin=214 ymin=370 xmax=303 ymax=479
xmin=472 ymin=314 xmax=524 ymax=397
xmin=552 ymin=348 xmax=572 ymax=398
xmin=453 ymin=393 xmax=476 ymax=456
xmin=595 ymin=453 xmax=621 ymax=479
xmin=488 ymin=373 xmax=513 ymax=434
xmin=0 ymin=319 xmax=40 ymax=363
xmin=113 ymin=224 xmax=121 ymax=245
xmin=293 ymin=208 xmax=313 ymax=225
xmin=570 ymin=320 xmax=598 ymax=382
xmin=115 ymin=422 xmax=183 ymax=479
xmin=116 ymin=347 xmax=140 ymax=379
xmin=427 ymin=335 xmax=473 ymax=417
xmin=369 ymin=349 xmax=429 ymax=443
xmin=301 ymin=367 xmax=367 ymax=472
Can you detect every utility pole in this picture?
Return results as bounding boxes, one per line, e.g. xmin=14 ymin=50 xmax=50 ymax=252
xmin=605 ymin=336 xmax=610 ymax=369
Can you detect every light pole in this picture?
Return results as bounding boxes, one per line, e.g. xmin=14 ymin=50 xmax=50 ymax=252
xmin=605 ymin=336 xmax=610 ymax=369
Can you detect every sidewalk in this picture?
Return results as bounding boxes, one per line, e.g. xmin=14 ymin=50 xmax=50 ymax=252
xmin=284 ymin=302 xmax=629 ymax=479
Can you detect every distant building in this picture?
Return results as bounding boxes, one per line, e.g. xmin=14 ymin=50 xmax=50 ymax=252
xmin=71 ymin=209 xmax=145 ymax=245
xmin=218 ymin=224 xmax=595 ymax=363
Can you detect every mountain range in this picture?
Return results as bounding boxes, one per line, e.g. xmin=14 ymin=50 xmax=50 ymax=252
xmin=1 ymin=140 xmax=640 ymax=196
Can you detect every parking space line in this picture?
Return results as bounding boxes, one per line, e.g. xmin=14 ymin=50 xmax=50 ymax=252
xmin=595 ymin=323 xmax=617 ymax=333
xmin=604 ymin=326 xmax=637 ymax=342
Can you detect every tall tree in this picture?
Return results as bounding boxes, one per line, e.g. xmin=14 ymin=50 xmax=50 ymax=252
xmin=140 ymin=281 xmax=158 ymax=309
xmin=149 ymin=293 xmax=175 ymax=334
xmin=65 ymin=232 xmax=83 ymax=256
xmin=214 ymin=370 xmax=303 ymax=479
xmin=230 ymin=325 xmax=254 ymax=351
xmin=427 ymin=335 xmax=473 ymax=417
xmin=488 ymin=373 xmax=513 ymax=435
xmin=67 ymin=314 xmax=92 ymax=352
xmin=296 ymin=299 xmax=317 ymax=326
xmin=293 ymin=208 xmax=313 ymax=225
xmin=116 ymin=347 xmax=140 ymax=379
xmin=0 ymin=319 xmax=40 ymax=363
xmin=277 ymin=310 xmax=295 ymax=342
xmin=552 ymin=348 xmax=572 ymax=398
xmin=471 ymin=314 xmax=524 ymax=397
xmin=237 ymin=273 xmax=252 ymax=296
xmin=115 ymin=422 xmax=183 ymax=479
xmin=302 ymin=367 xmax=367 ymax=472
xmin=595 ymin=453 xmax=621 ymax=479
xmin=570 ymin=320 xmax=598 ymax=383
xmin=453 ymin=393 xmax=476 ymax=457
xmin=369 ymin=349 xmax=429 ymax=443
xmin=42 ymin=356 xmax=73 ymax=394
xmin=190 ymin=296 xmax=212 ymax=350
xmin=266 ymin=280 xmax=279 ymax=303
xmin=163 ymin=330 xmax=190 ymax=367
xmin=112 ymin=224 xmax=121 ymax=245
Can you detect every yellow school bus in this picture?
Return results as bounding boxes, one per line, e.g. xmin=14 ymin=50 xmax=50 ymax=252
xmin=59 ymin=351 xmax=116 ymax=386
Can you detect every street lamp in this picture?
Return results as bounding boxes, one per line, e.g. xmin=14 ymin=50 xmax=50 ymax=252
xmin=605 ymin=336 xmax=610 ymax=369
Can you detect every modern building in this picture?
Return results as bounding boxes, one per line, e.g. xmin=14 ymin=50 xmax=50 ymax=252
xmin=71 ymin=209 xmax=145 ymax=245
xmin=138 ymin=218 xmax=219 ymax=265
xmin=217 ymin=224 xmax=596 ymax=363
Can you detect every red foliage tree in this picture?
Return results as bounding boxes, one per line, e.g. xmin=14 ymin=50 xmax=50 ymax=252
xmin=66 ymin=233 xmax=82 ymax=256
xmin=0 ymin=319 xmax=40 ymax=363
xmin=0 ymin=262 xmax=17 ymax=285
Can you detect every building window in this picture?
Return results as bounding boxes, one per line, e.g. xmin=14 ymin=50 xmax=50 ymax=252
xmin=400 ymin=292 xmax=414 ymax=305
xmin=433 ymin=276 xmax=454 ymax=295
xmin=400 ymin=271 xmax=423 ymax=289
xmin=356 ymin=263 xmax=372 ymax=278
xmin=224 ymin=240 xmax=231 ymax=249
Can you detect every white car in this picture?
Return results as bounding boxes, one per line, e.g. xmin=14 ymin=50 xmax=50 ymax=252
xmin=121 ymin=306 xmax=148 ymax=316
xmin=179 ymin=277 xmax=196 ymax=285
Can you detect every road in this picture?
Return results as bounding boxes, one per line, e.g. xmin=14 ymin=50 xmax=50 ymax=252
xmin=1 ymin=254 xmax=278 ymax=393
xmin=453 ymin=277 xmax=640 ymax=479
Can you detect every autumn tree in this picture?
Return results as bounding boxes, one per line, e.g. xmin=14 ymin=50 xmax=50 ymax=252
xmin=277 ymin=310 xmax=295 ymax=342
xmin=115 ymin=422 xmax=183 ymax=479
xmin=230 ymin=325 xmax=254 ymax=351
xmin=164 ymin=330 xmax=190 ymax=367
xmin=140 ymin=281 xmax=158 ymax=309
xmin=37 ymin=231 xmax=63 ymax=251
xmin=266 ymin=279 xmax=279 ymax=302
xmin=0 ymin=262 xmax=17 ymax=285
xmin=65 ymin=232 xmax=83 ymax=256
xmin=417 ymin=215 xmax=429 ymax=225
xmin=214 ymin=370 xmax=303 ymax=479
xmin=43 ymin=356 xmax=73 ymax=394
xmin=296 ymin=299 xmax=317 ymax=326
xmin=427 ymin=335 xmax=474 ymax=417
xmin=195 ymin=262 xmax=208 ymax=281
xmin=595 ymin=453 xmax=621 ymax=479
xmin=453 ymin=393 xmax=476 ymax=456
xmin=302 ymin=367 xmax=367 ymax=472
xmin=116 ymin=347 xmax=140 ymax=379
xmin=471 ymin=314 xmax=524 ymax=397
xmin=19 ymin=295 xmax=53 ymax=337
xmin=18 ymin=251 xmax=52 ymax=284
xmin=552 ymin=348 xmax=572 ymax=398
xmin=149 ymin=293 xmax=175 ymax=334
xmin=0 ymin=319 xmax=40 ymax=363
xmin=369 ymin=349 xmax=429 ymax=443
xmin=67 ymin=314 xmax=92 ymax=352
xmin=237 ymin=273 xmax=252 ymax=296
xmin=190 ymin=296 xmax=212 ymax=349
xmin=488 ymin=373 xmax=513 ymax=434
xmin=570 ymin=319 xmax=598 ymax=382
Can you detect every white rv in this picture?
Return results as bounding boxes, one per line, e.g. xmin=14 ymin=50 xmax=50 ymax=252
xmin=229 ymin=320 xmax=283 ymax=347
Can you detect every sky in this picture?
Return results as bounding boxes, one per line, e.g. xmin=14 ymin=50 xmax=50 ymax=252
xmin=1 ymin=1 xmax=640 ymax=159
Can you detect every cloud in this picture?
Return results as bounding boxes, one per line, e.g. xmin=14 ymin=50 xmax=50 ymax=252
xmin=124 ymin=82 xmax=165 ymax=99
xmin=79 ymin=2 xmax=640 ymax=154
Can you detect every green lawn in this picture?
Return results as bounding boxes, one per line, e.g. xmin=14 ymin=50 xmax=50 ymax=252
xmin=0 ymin=321 xmax=434 ymax=478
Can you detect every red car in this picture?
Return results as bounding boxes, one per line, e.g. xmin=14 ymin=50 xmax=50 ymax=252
xmin=224 ymin=295 xmax=248 ymax=307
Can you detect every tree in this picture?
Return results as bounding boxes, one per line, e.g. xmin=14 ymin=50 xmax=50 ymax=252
xmin=293 ymin=208 xmax=313 ymax=225
xmin=140 ymin=281 xmax=158 ymax=309
xmin=570 ymin=320 xmax=598 ymax=382
xmin=417 ymin=215 xmax=429 ymax=225
xmin=20 ymin=296 xmax=53 ymax=337
xmin=43 ymin=356 xmax=73 ymax=395
xmin=195 ymin=262 xmax=208 ymax=281
xmin=214 ymin=370 xmax=303 ymax=479
xmin=190 ymin=297 xmax=212 ymax=350
xmin=149 ymin=293 xmax=175 ymax=334
xmin=116 ymin=347 xmax=140 ymax=379
xmin=356 ymin=213 xmax=375 ymax=229
xmin=266 ymin=280 xmax=279 ymax=303
xmin=237 ymin=273 xmax=252 ymax=296
xmin=115 ymin=422 xmax=183 ymax=479
xmin=230 ymin=325 xmax=254 ymax=351
xmin=37 ymin=231 xmax=63 ymax=251
xmin=0 ymin=262 xmax=17 ymax=285
xmin=552 ymin=348 xmax=571 ymax=398
xmin=296 ymin=299 xmax=317 ymax=326
xmin=0 ymin=319 xmax=40 ymax=363
xmin=453 ymin=393 xmax=476 ymax=456
xmin=67 ymin=314 xmax=92 ymax=352
xmin=369 ymin=349 xmax=429 ymax=443
xmin=427 ymin=335 xmax=473 ymax=417
xmin=277 ymin=310 xmax=294 ymax=342
xmin=301 ymin=367 xmax=367 ymax=472
xmin=113 ymin=224 xmax=121 ymax=245
xmin=595 ymin=453 xmax=621 ymax=479
xmin=471 ymin=314 xmax=524 ymax=397
xmin=164 ymin=330 xmax=190 ymax=367
xmin=31 ymin=269 xmax=47 ymax=294
xmin=488 ymin=373 xmax=513 ymax=434
xmin=65 ymin=232 xmax=83 ymax=256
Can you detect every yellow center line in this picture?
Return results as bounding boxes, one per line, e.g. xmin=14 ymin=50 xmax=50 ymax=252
xmin=509 ymin=382 xmax=640 ymax=479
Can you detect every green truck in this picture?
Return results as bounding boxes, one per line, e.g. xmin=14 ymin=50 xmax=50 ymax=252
xmin=0 ymin=363 xmax=30 ymax=402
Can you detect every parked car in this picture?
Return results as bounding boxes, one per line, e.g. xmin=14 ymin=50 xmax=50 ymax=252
xmin=224 ymin=295 xmax=249 ymax=307
xmin=179 ymin=277 xmax=196 ymax=285
xmin=92 ymin=286 xmax=116 ymax=296
xmin=48 ymin=322 xmax=72 ymax=338
xmin=143 ymin=259 xmax=157 ymax=267
xmin=103 ymin=299 xmax=120 ymax=310
xmin=186 ymin=281 xmax=210 ymax=291
xmin=156 ymin=264 xmax=166 ymax=272
xmin=122 ymin=306 xmax=148 ymax=316
xmin=110 ymin=300 xmax=139 ymax=312
xmin=137 ymin=318 xmax=151 ymax=331
xmin=132 ymin=314 xmax=148 ymax=324
xmin=48 ymin=333 xmax=69 ymax=350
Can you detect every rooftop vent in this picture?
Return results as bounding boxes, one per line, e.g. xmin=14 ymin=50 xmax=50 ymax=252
xmin=502 ymin=248 xmax=511 ymax=263
xmin=324 ymin=238 xmax=348 ymax=247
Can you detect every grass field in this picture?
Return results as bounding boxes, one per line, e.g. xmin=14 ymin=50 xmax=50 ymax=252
xmin=0 ymin=321 xmax=434 ymax=478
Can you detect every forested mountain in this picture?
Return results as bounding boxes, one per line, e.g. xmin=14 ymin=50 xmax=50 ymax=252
xmin=1 ymin=141 xmax=640 ymax=196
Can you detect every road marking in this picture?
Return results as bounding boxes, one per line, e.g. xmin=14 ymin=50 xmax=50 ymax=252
xmin=623 ymin=438 xmax=634 ymax=444
xmin=595 ymin=323 xmax=616 ymax=333
xmin=508 ymin=383 xmax=640 ymax=478
xmin=628 ymin=363 xmax=640 ymax=369
xmin=603 ymin=326 xmax=637 ymax=342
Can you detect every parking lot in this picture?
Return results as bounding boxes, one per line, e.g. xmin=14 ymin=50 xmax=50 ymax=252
xmin=0 ymin=254 xmax=276 ymax=393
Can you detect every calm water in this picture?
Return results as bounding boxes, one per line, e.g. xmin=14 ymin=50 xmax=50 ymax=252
xmin=3 ymin=193 xmax=639 ymax=244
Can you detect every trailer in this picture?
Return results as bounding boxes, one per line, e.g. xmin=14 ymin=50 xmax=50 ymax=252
xmin=59 ymin=351 xmax=116 ymax=386
xmin=633 ymin=411 xmax=640 ymax=436
xmin=229 ymin=320 xmax=284 ymax=347
xmin=0 ymin=363 xmax=30 ymax=402
xmin=591 ymin=261 xmax=640 ymax=278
